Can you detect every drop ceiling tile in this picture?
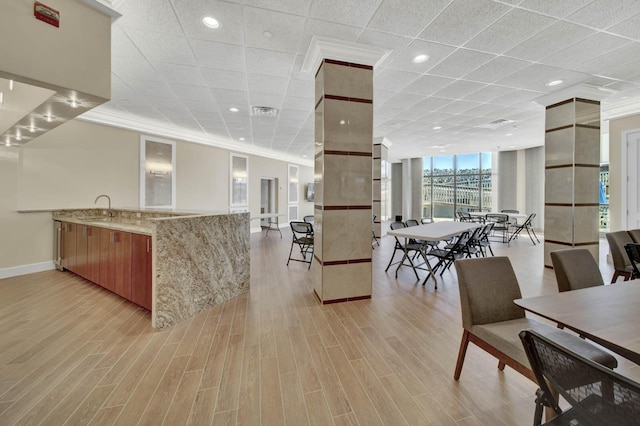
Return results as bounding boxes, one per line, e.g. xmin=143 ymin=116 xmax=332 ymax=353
xmin=112 ymin=56 xmax=159 ymax=82
xmin=368 ymin=0 xmax=450 ymax=37
xmin=192 ymin=111 xmax=224 ymax=124
xmin=202 ymin=69 xmax=248 ymax=90
xmin=243 ymin=7 xmax=306 ymax=53
xmin=127 ymin=78 xmax=176 ymax=98
xmin=290 ymin=55 xmax=315 ymax=81
xmin=172 ymin=0 xmax=245 ymax=45
xmin=297 ymin=19 xmax=361 ymax=55
xmin=245 ymin=48 xmax=296 ymax=77
xmin=143 ymin=95 xmax=185 ymax=109
xmin=386 ymin=40 xmax=456 ymax=73
xmin=540 ymin=33 xmax=632 ymax=69
xmin=169 ymin=117 xmax=203 ymax=130
xmin=279 ymin=108 xmax=310 ymax=121
xmin=190 ymin=40 xmax=246 ymax=71
xmin=250 ymin=93 xmax=284 ymax=109
xmin=491 ymin=88 xmax=544 ymax=106
xmin=357 ymin=30 xmax=413 ymax=66
xmin=111 ymin=26 xmax=142 ymax=59
xmin=390 ymin=108 xmax=429 ymax=121
xmin=183 ymin=99 xmax=221 ymax=113
xmin=466 ymin=9 xmax=557 ymax=54
xmin=153 ymin=63 xmax=208 ymax=86
xmin=496 ymin=64 xmax=564 ymax=89
xmin=413 ymin=97 xmax=454 ymax=111
xmin=244 ymin=0 xmax=312 ymax=15
xmin=373 ymin=90 xmax=396 ymax=106
xmin=282 ymin=96 xmax=311 ymax=110
xmin=567 ymin=0 xmax=640 ymax=29
xmin=519 ymin=0 xmax=593 ymax=18
xmin=277 ymin=117 xmax=306 ymax=128
xmin=505 ymin=21 xmax=596 ymax=62
xmin=463 ymin=57 xmax=531 ymax=83
xmin=212 ymin=88 xmax=250 ymax=105
xmin=247 ymin=74 xmax=289 ymax=95
xmin=607 ymin=13 xmax=640 ymax=39
xmin=171 ymin=84 xmax=215 ymax=102
xmin=437 ymin=100 xmax=483 ymax=114
xmin=432 ymin=81 xmax=487 ymax=100
xmin=116 ymin=0 xmax=183 ymax=35
xmin=401 ymin=75 xmax=456 ymax=96
xmin=462 ymin=85 xmax=517 ymax=102
xmin=418 ymin=0 xmax=511 ymax=46
xmin=381 ymin=93 xmax=426 ymax=109
xmin=373 ymin=69 xmax=421 ymax=93
xmin=464 ymin=103 xmax=510 ymax=118
xmin=286 ymin=79 xmax=315 ymax=98
xmin=577 ymin=43 xmax=640 ymax=75
xmin=308 ymin=0 xmax=380 ymax=27
xmin=125 ymin=29 xmax=197 ymax=65
xmin=427 ymin=49 xmax=496 ymax=79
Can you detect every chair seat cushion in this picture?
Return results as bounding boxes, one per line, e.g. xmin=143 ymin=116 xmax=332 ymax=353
xmin=472 ymin=319 xmax=617 ymax=370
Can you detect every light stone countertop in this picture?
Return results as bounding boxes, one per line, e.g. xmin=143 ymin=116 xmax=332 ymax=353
xmin=57 ymin=216 xmax=153 ymax=235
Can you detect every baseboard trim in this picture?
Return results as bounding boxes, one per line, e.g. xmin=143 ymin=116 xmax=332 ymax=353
xmin=0 ymin=261 xmax=56 ymax=279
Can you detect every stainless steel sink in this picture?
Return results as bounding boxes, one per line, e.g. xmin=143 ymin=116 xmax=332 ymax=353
xmin=79 ymin=216 xmax=113 ymax=222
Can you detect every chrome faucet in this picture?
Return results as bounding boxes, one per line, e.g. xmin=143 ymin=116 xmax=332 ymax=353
xmin=94 ymin=194 xmax=113 ymax=217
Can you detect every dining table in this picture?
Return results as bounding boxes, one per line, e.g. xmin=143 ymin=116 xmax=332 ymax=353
xmin=514 ymin=281 xmax=640 ymax=365
xmin=387 ymin=221 xmax=483 ymax=286
xmin=468 ymin=211 xmax=528 ymax=222
xmin=250 ymin=213 xmax=285 ymax=238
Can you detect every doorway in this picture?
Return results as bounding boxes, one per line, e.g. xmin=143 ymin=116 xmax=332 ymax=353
xmin=260 ymin=178 xmax=277 ymax=228
xmin=625 ymin=130 xmax=640 ymax=229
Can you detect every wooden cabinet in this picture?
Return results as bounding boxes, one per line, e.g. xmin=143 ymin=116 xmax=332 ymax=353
xmin=131 ymin=233 xmax=152 ymax=311
xmin=61 ymin=222 xmax=77 ymax=271
xmin=76 ymin=225 xmax=101 ymax=283
xmin=59 ymin=220 xmax=150 ymax=311
xmin=99 ymin=228 xmax=132 ymax=299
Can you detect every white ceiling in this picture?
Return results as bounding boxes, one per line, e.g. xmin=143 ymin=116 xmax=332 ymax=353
xmin=88 ymin=0 xmax=640 ymax=162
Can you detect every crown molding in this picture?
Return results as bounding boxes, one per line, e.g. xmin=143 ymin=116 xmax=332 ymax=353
xmin=301 ymin=36 xmax=391 ymax=74
xmin=78 ymin=108 xmax=314 ymax=167
xmin=602 ymin=97 xmax=640 ymax=121
xmin=77 ymin=0 xmax=122 ymax=19
xmin=533 ymin=83 xmax=615 ymax=107
xmin=373 ymin=137 xmax=392 ymax=148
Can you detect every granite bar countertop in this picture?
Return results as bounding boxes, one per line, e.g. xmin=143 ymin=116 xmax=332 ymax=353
xmin=55 ymin=215 xmax=153 ymax=235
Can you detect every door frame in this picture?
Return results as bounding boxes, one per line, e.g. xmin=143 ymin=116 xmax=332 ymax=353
xmin=621 ymin=129 xmax=640 ymax=229
xmin=260 ymin=177 xmax=277 ymax=227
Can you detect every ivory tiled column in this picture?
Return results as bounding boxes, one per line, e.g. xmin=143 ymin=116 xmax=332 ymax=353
xmin=313 ymin=59 xmax=373 ymax=303
xmin=543 ymin=98 xmax=601 ymax=267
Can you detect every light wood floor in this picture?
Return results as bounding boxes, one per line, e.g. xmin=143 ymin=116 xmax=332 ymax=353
xmin=0 ymin=230 xmax=635 ymax=425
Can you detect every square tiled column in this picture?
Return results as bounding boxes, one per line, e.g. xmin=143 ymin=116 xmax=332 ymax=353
xmin=313 ymin=59 xmax=373 ymax=303
xmin=373 ymin=141 xmax=389 ymax=238
xmin=544 ymin=98 xmax=600 ymax=267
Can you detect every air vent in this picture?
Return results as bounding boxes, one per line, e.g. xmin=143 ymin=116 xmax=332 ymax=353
xmin=477 ymin=118 xmax=515 ymax=129
xmin=251 ymin=106 xmax=279 ymax=117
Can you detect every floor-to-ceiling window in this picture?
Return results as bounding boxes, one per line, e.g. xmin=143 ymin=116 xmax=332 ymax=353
xmin=423 ymin=152 xmax=492 ymax=220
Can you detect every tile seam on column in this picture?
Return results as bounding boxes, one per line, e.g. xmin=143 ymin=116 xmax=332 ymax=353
xmin=546 ymin=125 xmax=574 ymax=133
xmin=545 ymin=240 xmax=599 ymax=246
xmin=545 ymin=164 xmax=600 ymax=169
xmin=545 ymin=203 xmax=599 ymax=206
xmin=324 ymin=150 xmax=372 ymax=156
xmin=324 ymin=94 xmax=373 ymax=104
xmin=324 ymin=59 xmax=373 ymax=70
xmin=323 ymin=206 xmax=371 ymax=210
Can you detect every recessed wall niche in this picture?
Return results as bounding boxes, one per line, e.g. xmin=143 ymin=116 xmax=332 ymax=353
xmin=140 ymin=135 xmax=176 ymax=209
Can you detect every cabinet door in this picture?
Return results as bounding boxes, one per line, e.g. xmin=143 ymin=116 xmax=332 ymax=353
xmin=99 ymin=228 xmax=115 ymax=291
xmin=76 ymin=225 xmax=88 ymax=279
xmin=61 ymin=222 xmax=77 ymax=272
xmin=113 ymin=231 xmax=132 ymax=300
xmin=131 ymin=234 xmax=152 ymax=310
xmin=86 ymin=226 xmax=101 ymax=283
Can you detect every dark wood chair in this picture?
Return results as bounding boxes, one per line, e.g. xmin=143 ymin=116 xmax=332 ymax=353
xmin=605 ymin=231 xmax=634 ymax=282
xmin=550 ymin=248 xmax=604 ymax=293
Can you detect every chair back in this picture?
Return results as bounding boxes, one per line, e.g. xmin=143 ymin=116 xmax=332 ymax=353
xmin=290 ymin=221 xmax=313 ymax=239
xmin=303 ymin=215 xmax=314 ymax=223
xmin=605 ymin=231 xmax=634 ymax=270
xmin=456 ymin=210 xmax=471 ymax=221
xmin=454 ymin=257 xmax=524 ymax=330
xmin=550 ymin=249 xmax=604 ymax=292
xmin=501 ymin=209 xmax=519 ymax=213
xmin=421 ymin=217 xmax=433 ymax=224
xmin=625 ymin=243 xmax=640 ymax=277
xmin=405 ymin=219 xmax=419 ymax=227
xmin=389 ymin=221 xmax=406 ymax=230
xmin=629 ymin=229 xmax=640 ymax=243
xmin=519 ymin=329 xmax=640 ymax=425
xmin=485 ymin=213 xmax=508 ymax=224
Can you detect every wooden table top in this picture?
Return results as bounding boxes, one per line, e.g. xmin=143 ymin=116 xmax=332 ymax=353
xmin=387 ymin=221 xmax=482 ymax=241
xmin=514 ymin=282 xmax=640 ymax=365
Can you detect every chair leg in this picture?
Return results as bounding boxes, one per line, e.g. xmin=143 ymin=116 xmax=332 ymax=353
xmin=498 ymin=361 xmax=506 ymax=371
xmin=611 ymin=270 xmax=631 ymax=283
xmin=385 ymin=249 xmax=398 ymax=272
xmin=286 ymin=240 xmax=295 ymax=266
xmin=454 ymin=330 xmax=470 ymax=380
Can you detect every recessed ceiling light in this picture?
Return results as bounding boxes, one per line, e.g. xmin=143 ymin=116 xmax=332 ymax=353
xmin=413 ymin=54 xmax=429 ymax=63
xmin=509 ymin=145 xmax=515 ymax=148
xmin=239 ymin=137 xmax=245 ymax=141
xmin=506 ymin=133 xmax=513 ymax=136
xmin=28 ymin=125 xmax=36 ymax=133
xmin=44 ymin=114 xmax=55 ymax=122
xmin=339 ymin=119 xmax=346 ymax=125
xmin=0 ymin=91 xmax=3 ymax=105
xmin=263 ymin=31 xmax=273 ymax=38
xmin=67 ymin=99 xmax=81 ymax=108
xmin=546 ymin=79 xmax=563 ymax=87
xmin=433 ymin=126 xmax=441 ymax=130
xmin=302 ymin=154 xmax=307 ymax=158
xmin=9 ymin=80 xmax=14 ymax=91
xmin=439 ymin=149 xmax=446 ymax=153
xmin=5 ymin=136 xmax=10 ymax=147
xmin=229 ymin=107 xmax=239 ymax=112
xmin=15 ymin=131 xmax=21 ymax=141
xmin=202 ymin=16 xmax=220 ymax=29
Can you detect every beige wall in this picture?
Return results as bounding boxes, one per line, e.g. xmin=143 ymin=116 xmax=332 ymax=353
xmin=0 ymin=0 xmax=111 ymax=98
xmin=2 ymin=119 xmax=312 ymax=272
xmin=609 ymin=113 xmax=640 ymax=231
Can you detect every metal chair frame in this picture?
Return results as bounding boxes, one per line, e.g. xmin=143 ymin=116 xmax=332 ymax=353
xmin=286 ymin=221 xmax=314 ymax=270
